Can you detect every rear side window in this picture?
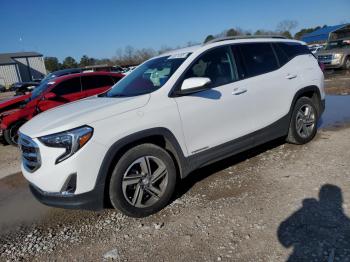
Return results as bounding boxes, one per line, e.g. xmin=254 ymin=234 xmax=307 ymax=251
xmin=81 ymin=75 xmax=114 ymax=91
xmin=237 ymin=43 xmax=279 ymax=78
xmin=276 ymin=42 xmax=310 ymax=59
xmin=51 ymin=77 xmax=81 ymax=96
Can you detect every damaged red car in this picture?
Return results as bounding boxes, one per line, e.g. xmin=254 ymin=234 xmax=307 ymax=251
xmin=0 ymin=71 xmax=124 ymax=145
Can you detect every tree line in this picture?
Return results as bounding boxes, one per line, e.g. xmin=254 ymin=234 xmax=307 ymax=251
xmin=204 ymin=20 xmax=327 ymax=43
xmin=44 ymin=20 xmax=329 ymax=73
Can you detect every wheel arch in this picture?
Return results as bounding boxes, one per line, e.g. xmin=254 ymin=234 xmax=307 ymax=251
xmin=290 ymin=85 xmax=323 ymax=118
xmin=95 ymin=128 xmax=188 ymax=207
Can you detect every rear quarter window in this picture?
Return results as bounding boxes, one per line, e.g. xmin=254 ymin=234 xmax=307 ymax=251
xmin=276 ymin=42 xmax=311 ymax=60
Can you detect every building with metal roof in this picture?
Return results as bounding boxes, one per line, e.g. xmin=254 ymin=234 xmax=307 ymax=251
xmin=301 ymin=24 xmax=350 ymax=44
xmin=0 ymin=52 xmax=47 ymax=86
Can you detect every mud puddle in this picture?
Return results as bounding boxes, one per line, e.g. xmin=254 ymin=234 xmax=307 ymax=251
xmin=319 ymin=95 xmax=350 ymax=128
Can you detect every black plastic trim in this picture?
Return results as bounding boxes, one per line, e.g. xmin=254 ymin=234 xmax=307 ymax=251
xmin=29 ymin=183 xmax=104 ymax=210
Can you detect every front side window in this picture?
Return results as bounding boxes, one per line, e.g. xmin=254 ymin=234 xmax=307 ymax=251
xmin=81 ymin=75 xmax=114 ymax=91
xmin=183 ymin=47 xmax=238 ymax=88
xmin=51 ymin=77 xmax=81 ymax=96
xmin=237 ymin=43 xmax=279 ymax=78
xmin=106 ymin=54 xmax=190 ymax=97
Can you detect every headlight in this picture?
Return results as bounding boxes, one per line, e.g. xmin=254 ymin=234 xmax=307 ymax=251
xmin=39 ymin=126 xmax=93 ymax=164
xmin=333 ymin=53 xmax=342 ymax=59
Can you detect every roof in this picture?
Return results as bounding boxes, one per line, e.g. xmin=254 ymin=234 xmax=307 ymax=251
xmin=159 ymin=38 xmax=303 ymax=59
xmin=301 ymin=24 xmax=349 ymax=43
xmin=0 ymin=52 xmax=43 ymax=65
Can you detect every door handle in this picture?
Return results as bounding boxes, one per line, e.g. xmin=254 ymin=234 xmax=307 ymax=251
xmin=232 ymin=88 xmax=247 ymax=95
xmin=286 ymin=74 xmax=297 ymax=79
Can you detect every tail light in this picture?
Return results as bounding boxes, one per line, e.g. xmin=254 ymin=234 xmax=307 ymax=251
xmin=318 ymin=62 xmax=325 ymax=72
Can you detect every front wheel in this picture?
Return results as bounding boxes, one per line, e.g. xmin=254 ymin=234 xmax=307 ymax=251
xmin=3 ymin=121 xmax=25 ymax=146
xmin=286 ymin=97 xmax=318 ymax=145
xmin=109 ymin=144 xmax=177 ymax=217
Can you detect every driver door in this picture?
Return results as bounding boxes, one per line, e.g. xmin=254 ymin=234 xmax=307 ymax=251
xmin=37 ymin=77 xmax=83 ymax=112
xmin=174 ymin=46 xmax=253 ymax=155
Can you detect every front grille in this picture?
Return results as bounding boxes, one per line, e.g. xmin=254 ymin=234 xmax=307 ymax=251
xmin=318 ymin=54 xmax=332 ymax=61
xmin=18 ymin=133 xmax=41 ymax=173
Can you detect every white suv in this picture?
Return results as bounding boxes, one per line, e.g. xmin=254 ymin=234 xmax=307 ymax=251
xmin=19 ymin=37 xmax=325 ymax=217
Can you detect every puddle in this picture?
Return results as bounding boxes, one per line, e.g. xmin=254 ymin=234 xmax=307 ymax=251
xmin=319 ymin=95 xmax=350 ymax=128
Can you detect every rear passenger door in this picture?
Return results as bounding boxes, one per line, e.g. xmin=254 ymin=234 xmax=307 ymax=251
xmin=81 ymin=75 xmax=115 ymax=97
xmin=232 ymin=42 xmax=295 ymax=132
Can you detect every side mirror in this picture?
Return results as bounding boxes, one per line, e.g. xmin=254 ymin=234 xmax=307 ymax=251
xmin=179 ymin=77 xmax=211 ymax=95
xmin=43 ymin=92 xmax=56 ymax=100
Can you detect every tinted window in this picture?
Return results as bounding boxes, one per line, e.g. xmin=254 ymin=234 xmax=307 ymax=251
xmin=51 ymin=77 xmax=81 ymax=96
xmin=238 ymin=43 xmax=278 ymax=78
xmin=184 ymin=47 xmax=237 ymax=88
xmin=111 ymin=75 xmax=123 ymax=84
xmin=82 ymin=75 xmax=114 ymax=91
xmin=277 ymin=42 xmax=310 ymax=59
xmin=272 ymin=43 xmax=290 ymax=67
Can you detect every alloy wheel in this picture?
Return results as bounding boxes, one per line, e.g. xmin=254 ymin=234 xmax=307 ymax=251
xmin=121 ymin=156 xmax=168 ymax=208
xmin=295 ymin=104 xmax=316 ymax=139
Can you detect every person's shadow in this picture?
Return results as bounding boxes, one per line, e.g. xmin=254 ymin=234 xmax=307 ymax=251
xmin=278 ymin=184 xmax=350 ymax=261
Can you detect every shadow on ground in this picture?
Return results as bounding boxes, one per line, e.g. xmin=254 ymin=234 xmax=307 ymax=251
xmin=278 ymin=184 xmax=350 ymax=261
xmin=175 ymin=137 xmax=285 ymax=199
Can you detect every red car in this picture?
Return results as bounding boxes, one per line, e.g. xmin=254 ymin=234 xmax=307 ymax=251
xmin=0 ymin=72 xmax=124 ymax=145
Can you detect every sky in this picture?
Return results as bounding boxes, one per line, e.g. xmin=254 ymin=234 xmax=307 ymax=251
xmin=1 ymin=0 xmax=349 ymax=61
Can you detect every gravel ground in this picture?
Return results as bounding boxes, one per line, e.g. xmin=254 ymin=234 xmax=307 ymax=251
xmin=0 ymin=126 xmax=350 ymax=261
xmin=324 ymin=69 xmax=350 ymax=95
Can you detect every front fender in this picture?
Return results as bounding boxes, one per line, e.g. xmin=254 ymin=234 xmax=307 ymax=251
xmin=1 ymin=108 xmax=33 ymax=129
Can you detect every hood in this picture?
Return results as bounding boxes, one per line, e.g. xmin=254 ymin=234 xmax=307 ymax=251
xmin=0 ymin=94 xmax=30 ymax=113
xmin=20 ymin=94 xmax=150 ymax=138
xmin=317 ymin=48 xmax=348 ymax=55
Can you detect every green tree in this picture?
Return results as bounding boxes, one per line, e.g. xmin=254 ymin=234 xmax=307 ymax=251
xmin=44 ymin=57 xmax=61 ymax=72
xmin=226 ymin=28 xmax=238 ymax=37
xmin=204 ymin=35 xmax=215 ymax=43
xmin=281 ymin=31 xmax=293 ymax=39
xmin=62 ymin=56 xmax=78 ymax=69
xmin=79 ymin=55 xmax=94 ymax=67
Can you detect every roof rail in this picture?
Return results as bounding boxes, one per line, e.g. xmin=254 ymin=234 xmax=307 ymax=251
xmin=204 ymin=35 xmax=287 ymax=45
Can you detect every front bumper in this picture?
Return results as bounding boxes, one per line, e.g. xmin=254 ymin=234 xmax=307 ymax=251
xmin=29 ymin=183 xmax=105 ymax=210
xmin=317 ymin=56 xmax=343 ymax=69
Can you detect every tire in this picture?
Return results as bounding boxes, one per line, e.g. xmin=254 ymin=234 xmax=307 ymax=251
xmin=343 ymin=57 xmax=350 ymax=70
xmin=286 ymin=97 xmax=318 ymax=145
xmin=109 ymin=143 xmax=177 ymax=217
xmin=3 ymin=121 xmax=25 ymax=146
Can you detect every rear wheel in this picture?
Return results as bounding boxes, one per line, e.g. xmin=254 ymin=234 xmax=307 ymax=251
xmin=109 ymin=143 xmax=177 ymax=217
xmin=286 ymin=97 xmax=318 ymax=145
xmin=4 ymin=121 xmax=25 ymax=146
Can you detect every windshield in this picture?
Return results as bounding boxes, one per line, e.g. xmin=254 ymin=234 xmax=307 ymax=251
xmin=106 ymin=54 xmax=190 ymax=97
xmin=40 ymin=72 xmax=56 ymax=83
xmin=30 ymin=80 xmax=54 ymax=100
xmin=325 ymin=40 xmax=350 ymax=50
